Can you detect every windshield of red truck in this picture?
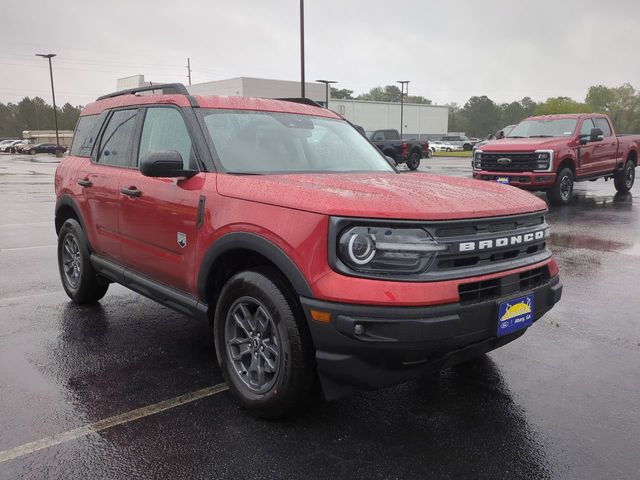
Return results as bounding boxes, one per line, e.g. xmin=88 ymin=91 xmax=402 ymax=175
xmin=202 ymin=110 xmax=395 ymax=174
xmin=508 ymin=118 xmax=578 ymax=138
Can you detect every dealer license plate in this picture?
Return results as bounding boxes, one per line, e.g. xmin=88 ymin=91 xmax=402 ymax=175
xmin=497 ymin=293 xmax=534 ymax=337
xmin=496 ymin=176 xmax=510 ymax=184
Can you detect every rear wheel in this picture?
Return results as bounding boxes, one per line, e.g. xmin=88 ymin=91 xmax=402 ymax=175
xmin=614 ymin=160 xmax=635 ymax=193
xmin=406 ymin=151 xmax=421 ymax=170
xmin=547 ymin=168 xmax=574 ymax=206
xmin=214 ymin=268 xmax=315 ymax=418
xmin=57 ymin=218 xmax=109 ymax=303
xmin=446 ymin=147 xmax=452 ymax=152
xmin=29 ymin=149 xmax=36 ymax=155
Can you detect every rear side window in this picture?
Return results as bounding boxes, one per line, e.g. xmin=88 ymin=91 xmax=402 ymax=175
xmin=97 ymin=109 xmax=138 ymax=167
xmin=138 ymin=107 xmax=193 ymax=169
xmin=594 ymin=118 xmax=612 ymax=137
xmin=70 ymin=114 xmax=103 ymax=157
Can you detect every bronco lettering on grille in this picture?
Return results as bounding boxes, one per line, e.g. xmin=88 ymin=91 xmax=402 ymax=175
xmin=458 ymin=229 xmax=546 ymax=252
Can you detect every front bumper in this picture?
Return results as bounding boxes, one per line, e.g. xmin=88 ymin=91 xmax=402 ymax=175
xmin=301 ymin=274 xmax=562 ymax=399
xmin=473 ymin=170 xmax=557 ymax=189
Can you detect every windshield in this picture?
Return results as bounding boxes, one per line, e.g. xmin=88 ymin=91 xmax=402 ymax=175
xmin=508 ymin=118 xmax=578 ymax=138
xmin=202 ymin=110 xmax=395 ymax=174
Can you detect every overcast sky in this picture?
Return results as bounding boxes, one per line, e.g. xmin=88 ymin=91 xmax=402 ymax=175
xmin=1 ymin=0 xmax=639 ymax=107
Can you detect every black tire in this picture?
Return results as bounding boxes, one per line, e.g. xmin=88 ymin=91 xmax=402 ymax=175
xmin=214 ymin=268 xmax=316 ymax=419
xmin=446 ymin=147 xmax=452 ymax=152
xmin=463 ymin=143 xmax=472 ymax=151
xmin=614 ymin=160 xmax=635 ymax=193
xmin=57 ymin=218 xmax=109 ymax=303
xmin=406 ymin=151 xmax=421 ymax=170
xmin=547 ymin=167 xmax=574 ymax=206
xmin=29 ymin=149 xmax=36 ymax=155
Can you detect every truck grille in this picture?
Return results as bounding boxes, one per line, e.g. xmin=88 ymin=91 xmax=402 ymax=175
xmin=458 ymin=266 xmax=550 ymax=304
xmin=480 ymin=152 xmax=538 ymax=172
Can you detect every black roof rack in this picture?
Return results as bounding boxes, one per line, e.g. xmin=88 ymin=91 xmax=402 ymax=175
xmin=97 ymin=83 xmax=189 ymax=101
xmin=276 ymin=97 xmax=323 ymax=108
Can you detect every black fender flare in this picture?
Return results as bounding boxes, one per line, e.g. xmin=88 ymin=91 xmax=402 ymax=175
xmin=197 ymin=232 xmax=314 ymax=302
xmin=55 ymin=195 xmax=86 ymax=235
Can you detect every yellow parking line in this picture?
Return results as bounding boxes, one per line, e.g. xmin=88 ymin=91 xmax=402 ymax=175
xmin=0 ymin=383 xmax=229 ymax=464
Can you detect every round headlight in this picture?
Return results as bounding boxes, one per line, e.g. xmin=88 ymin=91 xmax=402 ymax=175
xmin=347 ymin=232 xmax=376 ymax=265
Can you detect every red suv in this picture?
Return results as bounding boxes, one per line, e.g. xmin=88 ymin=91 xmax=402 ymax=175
xmin=55 ymin=84 xmax=562 ymax=417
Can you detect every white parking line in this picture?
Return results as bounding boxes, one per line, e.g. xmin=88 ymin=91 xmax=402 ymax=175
xmin=0 ymin=383 xmax=229 ymax=464
xmin=0 ymin=245 xmax=56 ymax=252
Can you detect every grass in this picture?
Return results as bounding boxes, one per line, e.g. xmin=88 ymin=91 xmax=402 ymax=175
xmin=431 ymin=151 xmax=472 ymax=158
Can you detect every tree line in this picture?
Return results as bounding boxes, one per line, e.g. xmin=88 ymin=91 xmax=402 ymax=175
xmin=0 ymin=97 xmax=82 ymax=138
xmin=333 ymin=83 xmax=640 ymax=138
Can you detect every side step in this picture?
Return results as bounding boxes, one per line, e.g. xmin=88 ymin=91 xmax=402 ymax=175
xmin=91 ymin=255 xmax=209 ymax=322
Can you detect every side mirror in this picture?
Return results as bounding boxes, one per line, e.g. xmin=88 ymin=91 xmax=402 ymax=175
xmin=590 ymin=127 xmax=603 ymax=142
xmin=140 ymin=151 xmax=196 ymax=178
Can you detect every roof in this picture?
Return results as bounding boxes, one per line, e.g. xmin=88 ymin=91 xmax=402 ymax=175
xmin=526 ymin=113 xmax=607 ymax=120
xmin=81 ymin=93 xmax=340 ymax=119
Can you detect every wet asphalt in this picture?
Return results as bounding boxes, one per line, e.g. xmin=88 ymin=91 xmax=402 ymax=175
xmin=0 ymin=154 xmax=638 ymax=479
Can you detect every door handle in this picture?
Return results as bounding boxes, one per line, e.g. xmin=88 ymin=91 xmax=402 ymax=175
xmin=121 ymin=187 xmax=141 ymax=197
xmin=77 ymin=179 xmax=92 ymax=187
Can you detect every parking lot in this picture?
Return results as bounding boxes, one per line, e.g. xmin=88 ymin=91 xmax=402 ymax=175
xmin=1 ymin=153 xmax=639 ymax=479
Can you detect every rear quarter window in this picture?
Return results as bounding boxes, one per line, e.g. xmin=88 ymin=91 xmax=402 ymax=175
xmin=70 ymin=114 xmax=105 ymax=157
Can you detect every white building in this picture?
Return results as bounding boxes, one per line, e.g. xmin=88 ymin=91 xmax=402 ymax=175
xmin=115 ymin=75 xmax=448 ymax=138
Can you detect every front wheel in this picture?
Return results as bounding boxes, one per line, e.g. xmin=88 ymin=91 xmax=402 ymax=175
xmin=57 ymin=218 xmax=109 ymax=303
xmin=547 ymin=168 xmax=574 ymax=206
xmin=614 ymin=161 xmax=635 ymax=193
xmin=446 ymin=147 xmax=452 ymax=152
xmin=214 ymin=268 xmax=316 ymax=418
xmin=406 ymin=152 xmax=421 ymax=170
xmin=29 ymin=149 xmax=36 ymax=155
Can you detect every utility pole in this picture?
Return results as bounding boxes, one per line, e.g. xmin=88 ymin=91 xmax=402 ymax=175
xmin=397 ymin=80 xmax=410 ymax=139
xmin=36 ymin=53 xmax=59 ymax=154
xmin=316 ymin=80 xmax=337 ymax=108
xmin=186 ymin=57 xmax=192 ymax=85
xmin=300 ymin=0 xmax=305 ymax=97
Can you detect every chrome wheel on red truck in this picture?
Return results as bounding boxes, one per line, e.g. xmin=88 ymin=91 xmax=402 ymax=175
xmin=614 ymin=160 xmax=635 ymax=193
xmin=547 ymin=168 xmax=574 ymax=206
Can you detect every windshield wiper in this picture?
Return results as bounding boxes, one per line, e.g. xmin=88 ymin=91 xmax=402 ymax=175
xmin=528 ymin=135 xmax=553 ymax=138
xmin=507 ymin=136 xmax=525 ymax=138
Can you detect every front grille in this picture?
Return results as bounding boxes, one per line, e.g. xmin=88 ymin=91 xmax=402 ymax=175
xmin=458 ymin=266 xmax=550 ymax=304
xmin=480 ymin=152 xmax=538 ymax=172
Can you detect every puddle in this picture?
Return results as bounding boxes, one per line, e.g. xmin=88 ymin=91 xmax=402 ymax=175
xmin=550 ymin=232 xmax=632 ymax=253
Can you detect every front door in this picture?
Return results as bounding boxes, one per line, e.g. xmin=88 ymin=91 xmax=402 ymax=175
xmin=576 ymin=117 xmax=597 ymax=177
xmin=118 ymin=106 xmax=203 ymax=293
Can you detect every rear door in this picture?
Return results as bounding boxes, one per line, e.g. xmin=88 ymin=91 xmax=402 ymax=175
xmin=117 ymin=106 xmax=204 ymax=293
xmin=591 ymin=117 xmax=618 ymax=173
xmin=75 ymin=109 xmax=139 ymax=262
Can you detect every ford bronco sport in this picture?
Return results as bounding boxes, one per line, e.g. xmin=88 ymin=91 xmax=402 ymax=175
xmin=55 ymin=84 xmax=562 ymax=418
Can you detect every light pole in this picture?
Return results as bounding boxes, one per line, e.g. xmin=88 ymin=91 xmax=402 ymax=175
xmin=397 ymin=80 xmax=410 ymax=139
xmin=36 ymin=53 xmax=60 ymax=153
xmin=300 ymin=0 xmax=305 ymax=97
xmin=316 ymin=80 xmax=337 ymax=108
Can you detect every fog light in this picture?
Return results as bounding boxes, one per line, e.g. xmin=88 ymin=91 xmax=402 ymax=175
xmin=354 ymin=324 xmax=364 ymax=335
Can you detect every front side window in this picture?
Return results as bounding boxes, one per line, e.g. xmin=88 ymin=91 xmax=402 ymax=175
xmin=594 ymin=118 xmax=612 ymax=137
xmin=202 ymin=110 xmax=395 ymax=174
xmin=580 ymin=118 xmax=595 ymax=137
xmin=97 ymin=109 xmax=138 ymax=167
xmin=138 ymin=107 xmax=193 ymax=169
xmin=508 ymin=118 xmax=578 ymax=138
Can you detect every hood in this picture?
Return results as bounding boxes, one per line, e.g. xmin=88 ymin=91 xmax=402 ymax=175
xmin=216 ymin=172 xmax=547 ymax=221
xmin=480 ymin=137 xmax=567 ymax=152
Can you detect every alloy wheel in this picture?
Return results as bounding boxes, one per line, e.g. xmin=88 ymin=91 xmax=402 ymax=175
xmin=560 ymin=175 xmax=572 ymax=201
xmin=61 ymin=234 xmax=82 ymax=288
xmin=626 ymin=165 xmax=635 ymax=189
xmin=224 ymin=296 xmax=281 ymax=393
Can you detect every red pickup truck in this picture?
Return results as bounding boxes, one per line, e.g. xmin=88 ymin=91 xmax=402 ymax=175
xmin=55 ymin=84 xmax=562 ymax=417
xmin=473 ymin=114 xmax=639 ymax=205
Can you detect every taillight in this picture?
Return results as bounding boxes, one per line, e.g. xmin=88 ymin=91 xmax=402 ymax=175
xmin=401 ymin=142 xmax=408 ymax=158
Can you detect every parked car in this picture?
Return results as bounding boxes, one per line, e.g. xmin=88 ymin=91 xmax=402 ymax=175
xmin=13 ymin=140 xmax=35 ymax=153
xmin=441 ymin=134 xmax=477 ymax=151
xmin=473 ymin=125 xmax=517 ymax=154
xmin=430 ymin=141 xmax=463 ymax=153
xmin=1 ymin=139 xmax=24 ymax=153
xmin=366 ymin=129 xmax=430 ymax=170
xmin=55 ymin=83 xmax=562 ymax=418
xmin=26 ymin=143 xmax=67 ymax=155
xmin=473 ymin=114 xmax=640 ymax=205
xmin=0 ymin=139 xmax=21 ymax=152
